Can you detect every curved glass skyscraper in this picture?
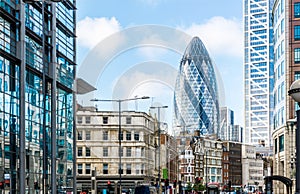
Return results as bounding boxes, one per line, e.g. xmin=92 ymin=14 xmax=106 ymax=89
xmin=174 ymin=37 xmax=220 ymax=136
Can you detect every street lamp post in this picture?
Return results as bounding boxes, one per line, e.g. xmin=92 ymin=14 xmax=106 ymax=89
xmin=91 ymin=96 xmax=149 ymax=193
xmin=150 ymin=105 xmax=168 ymax=194
xmin=288 ymin=79 xmax=300 ymax=194
xmin=205 ymin=150 xmax=208 ymax=191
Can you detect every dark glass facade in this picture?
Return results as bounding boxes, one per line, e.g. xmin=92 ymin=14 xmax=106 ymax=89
xmin=0 ymin=0 xmax=76 ymax=193
xmin=173 ymin=37 xmax=220 ymax=136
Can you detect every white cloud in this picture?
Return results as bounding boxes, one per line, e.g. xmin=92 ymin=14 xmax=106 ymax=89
xmin=77 ymin=17 xmax=122 ymax=49
xmin=178 ymin=16 xmax=243 ymax=57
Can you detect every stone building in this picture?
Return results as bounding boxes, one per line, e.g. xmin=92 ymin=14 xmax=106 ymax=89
xmin=179 ymin=132 xmax=223 ymax=186
xmin=76 ymin=105 xmax=157 ymax=193
xmin=193 ymin=134 xmax=223 ymax=185
xmin=242 ymin=144 xmax=264 ymax=189
xmin=160 ymin=132 xmax=178 ymax=183
xmin=223 ymin=142 xmax=242 ymax=186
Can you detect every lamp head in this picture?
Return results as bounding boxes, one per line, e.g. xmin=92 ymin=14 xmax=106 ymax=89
xmin=141 ymin=96 xmax=150 ymax=100
xmin=289 ymin=79 xmax=300 ymax=103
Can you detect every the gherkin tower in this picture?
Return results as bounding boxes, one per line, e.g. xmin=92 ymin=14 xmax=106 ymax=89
xmin=174 ymin=37 xmax=220 ymax=136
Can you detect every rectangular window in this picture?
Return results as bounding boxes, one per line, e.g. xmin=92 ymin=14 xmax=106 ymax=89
xmin=126 ymin=147 xmax=131 ymax=157
xmin=77 ymin=147 xmax=82 ymax=157
xmin=211 ymin=167 xmax=216 ymax=174
xmin=103 ymin=116 xmax=108 ymax=124
xmin=86 ymin=131 xmax=91 ymax=140
xmin=78 ymin=131 xmax=82 ymax=140
xmin=141 ymin=164 xmax=144 ymax=174
xmin=126 ymin=132 xmax=131 ymax=140
xmin=85 ymin=116 xmax=91 ymax=124
xmin=295 ymin=26 xmax=300 ymax=40
xmin=281 ymin=19 xmax=284 ymax=34
xmin=103 ymin=131 xmax=108 ymax=140
xmin=295 ymin=71 xmax=300 ymax=80
xmin=126 ymin=116 xmax=131 ymax=124
xmin=279 ymin=135 xmax=284 ymax=152
xmin=86 ymin=147 xmax=91 ymax=157
xmin=103 ymin=147 xmax=108 ymax=157
xmin=126 ymin=164 xmax=131 ymax=174
xmin=103 ymin=163 xmax=108 ymax=174
xmin=78 ymin=164 xmax=82 ymax=174
xmin=120 ymin=132 xmax=123 ymax=140
xmin=77 ymin=116 xmax=82 ymax=124
xmin=136 ymin=164 xmax=140 ymax=174
xmin=294 ymin=48 xmax=300 ymax=63
xmin=134 ymin=132 xmax=139 ymax=141
xmin=141 ymin=148 xmax=144 ymax=156
xmin=86 ymin=164 xmax=91 ymax=174
xmin=295 ymin=2 xmax=300 ymax=18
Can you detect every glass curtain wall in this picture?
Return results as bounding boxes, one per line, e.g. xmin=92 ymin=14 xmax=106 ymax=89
xmin=0 ymin=0 xmax=76 ymax=193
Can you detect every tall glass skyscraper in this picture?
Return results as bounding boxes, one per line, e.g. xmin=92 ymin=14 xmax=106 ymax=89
xmin=243 ymin=0 xmax=274 ymax=146
xmin=0 ymin=0 xmax=76 ymax=193
xmin=220 ymin=107 xmax=234 ymax=141
xmin=173 ymin=37 xmax=220 ymax=136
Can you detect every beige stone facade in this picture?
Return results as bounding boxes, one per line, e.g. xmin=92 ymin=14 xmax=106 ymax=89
xmin=76 ymin=105 xmax=157 ymax=193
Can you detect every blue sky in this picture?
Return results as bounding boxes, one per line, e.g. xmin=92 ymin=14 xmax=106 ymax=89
xmin=76 ymin=0 xmax=244 ymax=131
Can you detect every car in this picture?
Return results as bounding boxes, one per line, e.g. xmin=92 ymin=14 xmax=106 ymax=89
xmin=134 ymin=185 xmax=157 ymax=194
xmin=134 ymin=185 xmax=150 ymax=194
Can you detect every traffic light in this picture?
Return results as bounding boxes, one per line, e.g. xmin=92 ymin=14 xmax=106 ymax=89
xmin=173 ymin=180 xmax=177 ymax=188
xmin=178 ymin=181 xmax=182 ymax=193
xmin=0 ymin=181 xmax=4 ymax=189
xmin=228 ymin=181 xmax=232 ymax=190
xmin=107 ymin=181 xmax=113 ymax=192
xmin=165 ymin=179 xmax=169 ymax=186
xmin=34 ymin=182 xmax=39 ymax=190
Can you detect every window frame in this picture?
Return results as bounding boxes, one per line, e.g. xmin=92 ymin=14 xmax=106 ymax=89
xmin=295 ymin=25 xmax=300 ymax=40
xmin=126 ymin=147 xmax=131 ymax=157
xmin=134 ymin=132 xmax=139 ymax=141
xmin=126 ymin=132 xmax=131 ymax=141
xmin=77 ymin=147 xmax=82 ymax=157
xmin=86 ymin=147 xmax=91 ymax=157
xmin=103 ymin=116 xmax=108 ymax=124
xmin=86 ymin=163 xmax=91 ymax=174
xmin=126 ymin=116 xmax=131 ymax=124
xmin=126 ymin=164 xmax=131 ymax=174
xmin=78 ymin=163 xmax=83 ymax=174
xmin=294 ymin=48 xmax=300 ymax=63
xmin=103 ymin=131 xmax=108 ymax=140
xmin=86 ymin=131 xmax=91 ymax=140
xmin=85 ymin=116 xmax=91 ymax=124
xmin=77 ymin=116 xmax=82 ymax=124
xmin=103 ymin=163 xmax=108 ymax=174
xmin=295 ymin=2 xmax=300 ymax=18
xmin=103 ymin=147 xmax=108 ymax=157
xmin=77 ymin=131 xmax=82 ymax=140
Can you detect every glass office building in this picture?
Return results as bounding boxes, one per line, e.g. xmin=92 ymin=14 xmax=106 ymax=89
xmin=173 ymin=37 xmax=220 ymax=136
xmin=243 ymin=0 xmax=274 ymax=146
xmin=0 ymin=0 xmax=76 ymax=193
xmin=220 ymin=107 xmax=234 ymax=141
